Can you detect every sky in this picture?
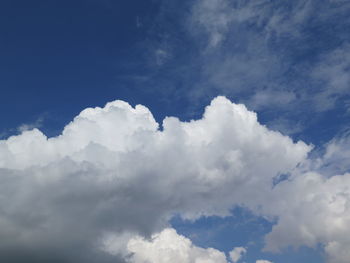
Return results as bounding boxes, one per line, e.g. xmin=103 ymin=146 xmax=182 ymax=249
xmin=0 ymin=0 xmax=350 ymax=262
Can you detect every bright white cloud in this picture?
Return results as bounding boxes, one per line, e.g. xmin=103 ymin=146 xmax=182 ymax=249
xmin=126 ymin=228 xmax=228 ymax=263
xmin=120 ymin=229 xmax=273 ymax=263
xmin=262 ymin=171 xmax=350 ymax=263
xmin=3 ymin=95 xmax=350 ymax=263
xmin=0 ymin=96 xmax=309 ymax=262
xmin=2 ymin=95 xmax=350 ymax=263
xmin=257 ymin=137 xmax=350 ymax=262
xmin=229 ymin=246 xmax=246 ymax=263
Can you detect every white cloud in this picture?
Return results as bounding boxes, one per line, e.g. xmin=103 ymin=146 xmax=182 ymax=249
xmin=0 ymin=96 xmax=309 ymax=262
xmin=256 ymin=132 xmax=350 ymax=263
xmin=120 ymin=229 xmax=273 ymax=263
xmin=229 ymin=246 xmax=246 ymax=263
xmin=2 ymin=95 xmax=350 ymax=263
xmin=261 ymin=170 xmax=350 ymax=263
xmin=3 ymin=95 xmax=350 ymax=263
xmin=126 ymin=228 xmax=228 ymax=263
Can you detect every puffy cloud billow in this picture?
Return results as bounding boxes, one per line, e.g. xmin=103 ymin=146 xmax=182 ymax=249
xmin=126 ymin=228 xmax=228 ymax=263
xmin=104 ymin=228 xmax=271 ymax=263
xmin=262 ymin=171 xmax=350 ymax=263
xmin=229 ymin=246 xmax=247 ymax=263
xmin=1 ymin=96 xmax=349 ymax=262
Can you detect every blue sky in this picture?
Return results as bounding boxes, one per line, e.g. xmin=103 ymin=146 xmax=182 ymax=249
xmin=0 ymin=1 xmax=350 ymax=263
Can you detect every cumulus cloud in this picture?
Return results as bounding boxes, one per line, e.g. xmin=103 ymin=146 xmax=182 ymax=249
xmin=125 ymin=228 xmax=228 ymax=263
xmin=229 ymin=246 xmax=246 ymax=263
xmin=107 ymin=229 xmax=270 ymax=263
xmin=262 ymin=171 xmax=350 ymax=263
xmin=0 ymin=96 xmax=309 ymax=262
xmin=3 ymin=95 xmax=350 ymax=263
xmin=256 ymin=132 xmax=350 ymax=263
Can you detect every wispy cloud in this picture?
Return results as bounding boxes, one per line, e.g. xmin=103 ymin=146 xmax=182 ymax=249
xmin=143 ymin=0 xmax=350 ymax=135
xmin=311 ymin=44 xmax=350 ymax=111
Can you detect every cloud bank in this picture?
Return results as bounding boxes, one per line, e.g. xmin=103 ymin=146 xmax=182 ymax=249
xmin=1 ymin=96 xmax=349 ymax=262
xmin=0 ymin=96 xmax=309 ymax=262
